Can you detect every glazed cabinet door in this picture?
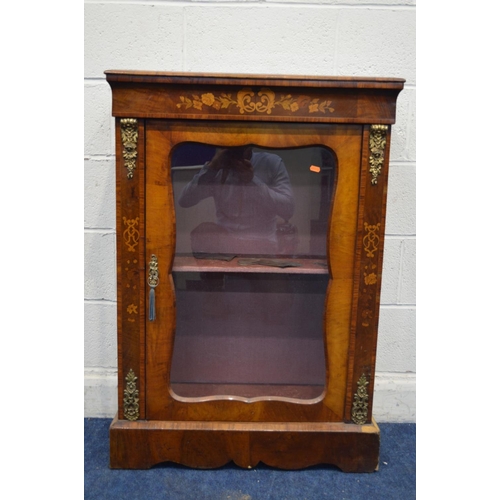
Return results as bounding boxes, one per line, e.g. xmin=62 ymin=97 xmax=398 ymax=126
xmin=144 ymin=119 xmax=364 ymax=423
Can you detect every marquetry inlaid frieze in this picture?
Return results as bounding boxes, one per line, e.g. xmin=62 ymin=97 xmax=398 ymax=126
xmin=176 ymin=87 xmax=335 ymax=116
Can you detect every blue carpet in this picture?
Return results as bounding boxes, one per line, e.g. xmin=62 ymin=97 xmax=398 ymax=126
xmin=85 ymin=419 xmax=415 ymax=500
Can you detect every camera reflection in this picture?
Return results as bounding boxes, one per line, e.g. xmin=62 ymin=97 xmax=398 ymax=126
xmin=178 ymin=146 xmax=296 ymax=257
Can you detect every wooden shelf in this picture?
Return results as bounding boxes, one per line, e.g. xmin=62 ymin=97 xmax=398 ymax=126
xmin=172 ymin=255 xmax=329 ymax=274
xmin=170 ymin=383 xmax=325 ymax=402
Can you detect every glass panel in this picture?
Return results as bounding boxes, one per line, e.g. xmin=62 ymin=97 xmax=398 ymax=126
xmin=170 ymin=144 xmax=337 ymax=401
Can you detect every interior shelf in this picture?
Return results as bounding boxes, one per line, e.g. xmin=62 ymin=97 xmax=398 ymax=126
xmin=172 ymin=255 xmax=329 ymax=274
xmin=170 ymin=383 xmax=325 ymax=401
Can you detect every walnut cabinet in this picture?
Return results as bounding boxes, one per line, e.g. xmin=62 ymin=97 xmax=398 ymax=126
xmin=105 ymin=71 xmax=404 ymax=472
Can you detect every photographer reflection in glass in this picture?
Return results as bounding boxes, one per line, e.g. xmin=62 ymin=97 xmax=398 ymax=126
xmin=178 ymin=146 xmax=295 ymax=257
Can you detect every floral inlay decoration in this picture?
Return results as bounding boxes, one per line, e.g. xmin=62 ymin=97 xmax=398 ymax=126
xmin=123 ymin=217 xmax=140 ymax=253
xmin=176 ymin=88 xmax=335 ymax=115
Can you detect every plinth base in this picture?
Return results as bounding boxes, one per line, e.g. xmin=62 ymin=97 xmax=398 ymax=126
xmin=109 ymin=415 xmax=380 ymax=472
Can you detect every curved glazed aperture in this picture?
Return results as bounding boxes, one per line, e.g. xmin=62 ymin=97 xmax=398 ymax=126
xmin=169 ymin=143 xmax=337 ymax=402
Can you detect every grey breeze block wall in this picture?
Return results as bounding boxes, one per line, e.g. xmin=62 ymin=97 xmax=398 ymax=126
xmin=84 ymin=0 xmax=416 ymax=422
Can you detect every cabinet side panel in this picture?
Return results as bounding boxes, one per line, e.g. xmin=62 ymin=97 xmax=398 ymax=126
xmin=116 ymin=118 xmax=146 ymax=420
xmin=346 ymin=125 xmax=392 ymax=424
xmin=115 ymin=119 xmax=123 ymax=418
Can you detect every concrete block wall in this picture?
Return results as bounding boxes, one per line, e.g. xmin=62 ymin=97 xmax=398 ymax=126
xmin=84 ymin=0 xmax=416 ymax=421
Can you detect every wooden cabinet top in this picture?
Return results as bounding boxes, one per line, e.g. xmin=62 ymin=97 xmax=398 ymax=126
xmin=105 ymin=70 xmax=405 ymax=88
xmin=105 ymin=70 xmax=405 ymax=124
